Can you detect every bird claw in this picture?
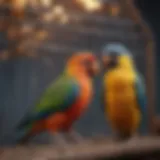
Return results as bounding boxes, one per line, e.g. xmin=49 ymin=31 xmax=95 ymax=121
xmin=130 ymin=132 xmax=139 ymax=140
xmin=52 ymin=133 xmax=69 ymax=151
xmin=114 ymin=132 xmax=131 ymax=142
xmin=66 ymin=130 xmax=84 ymax=143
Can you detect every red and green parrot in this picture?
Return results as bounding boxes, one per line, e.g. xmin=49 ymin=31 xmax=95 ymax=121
xmin=16 ymin=52 xmax=100 ymax=145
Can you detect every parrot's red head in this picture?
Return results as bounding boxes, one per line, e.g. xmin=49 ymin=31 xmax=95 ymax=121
xmin=66 ymin=52 xmax=100 ymax=77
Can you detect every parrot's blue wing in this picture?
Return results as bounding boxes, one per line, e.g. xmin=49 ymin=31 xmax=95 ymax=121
xmin=135 ymin=73 xmax=147 ymax=133
xmin=135 ymin=74 xmax=146 ymax=113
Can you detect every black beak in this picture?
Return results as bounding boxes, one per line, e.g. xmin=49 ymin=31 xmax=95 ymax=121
xmin=102 ymin=56 xmax=118 ymax=69
xmin=87 ymin=60 xmax=100 ymax=77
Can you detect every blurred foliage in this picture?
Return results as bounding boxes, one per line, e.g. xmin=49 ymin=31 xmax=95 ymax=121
xmin=0 ymin=0 xmax=131 ymax=60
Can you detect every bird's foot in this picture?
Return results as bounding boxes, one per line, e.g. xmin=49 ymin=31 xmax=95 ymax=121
xmin=114 ymin=133 xmax=131 ymax=143
xmin=130 ymin=132 xmax=140 ymax=141
xmin=52 ymin=133 xmax=70 ymax=152
xmin=65 ymin=130 xmax=84 ymax=144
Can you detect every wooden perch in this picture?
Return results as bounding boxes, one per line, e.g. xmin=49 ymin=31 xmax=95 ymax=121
xmin=0 ymin=136 xmax=160 ymax=160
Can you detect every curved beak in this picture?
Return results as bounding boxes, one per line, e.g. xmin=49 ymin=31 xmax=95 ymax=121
xmin=102 ymin=56 xmax=111 ymax=66
xmin=89 ymin=60 xmax=100 ymax=76
xmin=102 ymin=56 xmax=118 ymax=69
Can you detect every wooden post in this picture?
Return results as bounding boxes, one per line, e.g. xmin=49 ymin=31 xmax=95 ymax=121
xmin=120 ymin=0 xmax=156 ymax=134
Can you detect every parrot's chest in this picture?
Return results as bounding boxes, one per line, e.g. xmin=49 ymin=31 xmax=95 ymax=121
xmin=78 ymin=78 xmax=93 ymax=107
xmin=106 ymin=88 xmax=137 ymax=118
xmin=106 ymin=72 xmax=136 ymax=106
xmin=105 ymin=71 xmax=140 ymax=132
xmin=67 ymin=77 xmax=93 ymax=119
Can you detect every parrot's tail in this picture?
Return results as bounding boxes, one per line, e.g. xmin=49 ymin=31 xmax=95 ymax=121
xmin=18 ymin=132 xmax=35 ymax=145
xmin=0 ymin=127 xmax=31 ymax=145
xmin=18 ymin=120 xmax=45 ymax=144
xmin=17 ymin=118 xmax=31 ymax=130
xmin=16 ymin=127 xmax=32 ymax=144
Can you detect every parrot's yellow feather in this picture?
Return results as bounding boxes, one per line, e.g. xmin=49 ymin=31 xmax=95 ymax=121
xmin=104 ymin=56 xmax=141 ymax=135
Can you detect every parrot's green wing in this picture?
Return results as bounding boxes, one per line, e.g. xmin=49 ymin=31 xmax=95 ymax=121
xmin=18 ymin=74 xmax=80 ymax=129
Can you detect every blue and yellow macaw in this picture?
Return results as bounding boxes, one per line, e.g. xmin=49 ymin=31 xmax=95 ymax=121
xmin=101 ymin=43 xmax=146 ymax=140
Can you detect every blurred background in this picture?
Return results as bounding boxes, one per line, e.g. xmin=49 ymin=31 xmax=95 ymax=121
xmin=0 ymin=0 xmax=148 ymax=145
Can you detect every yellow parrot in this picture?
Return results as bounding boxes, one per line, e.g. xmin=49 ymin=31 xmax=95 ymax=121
xmin=102 ymin=43 xmax=146 ymax=140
